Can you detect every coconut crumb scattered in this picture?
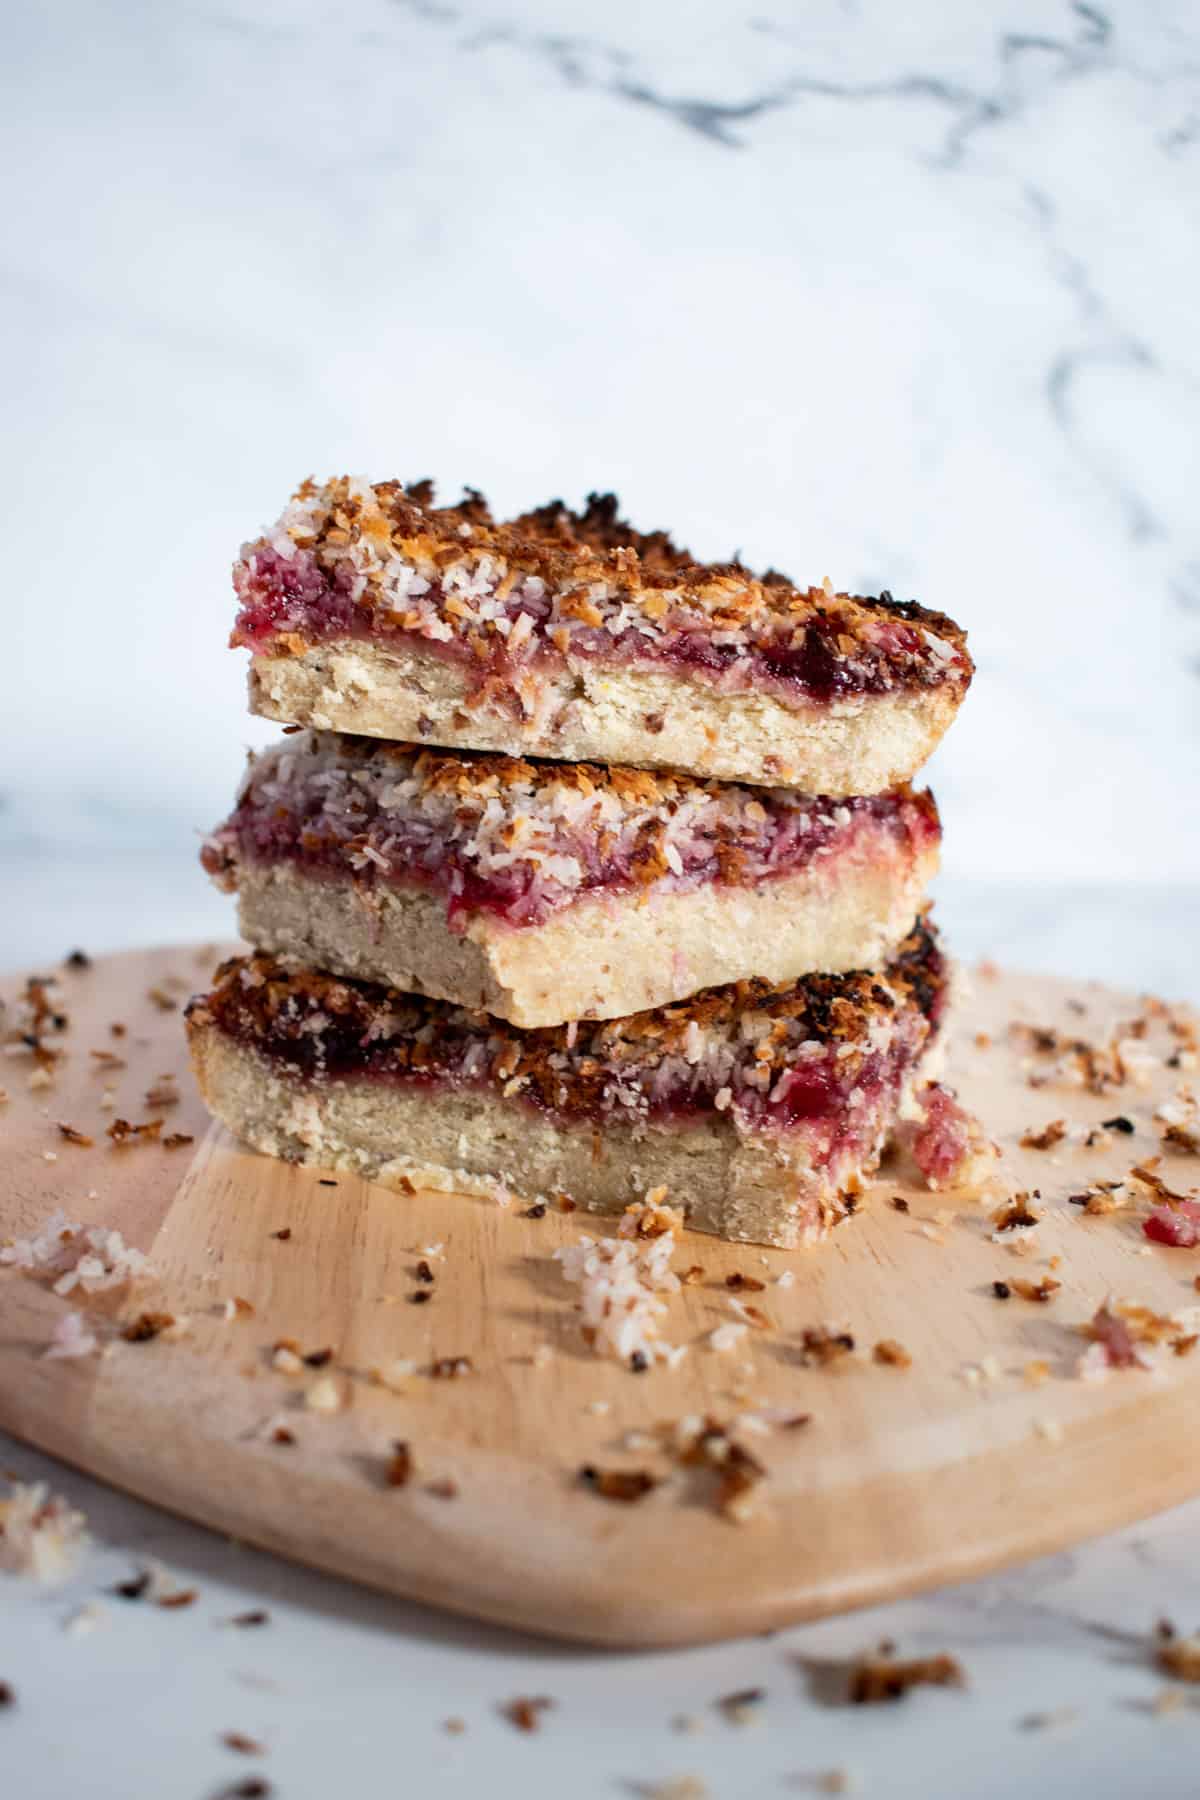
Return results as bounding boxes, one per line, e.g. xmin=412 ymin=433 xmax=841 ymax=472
xmin=304 ymin=1374 xmax=344 ymax=1412
xmin=579 ymin=1465 xmax=659 ymax=1503
xmin=716 ymin=1686 xmax=765 ymax=1725
xmin=1021 ymin=1705 xmax=1079 ymax=1730
xmin=501 ymin=1695 xmax=554 ymax=1733
xmin=1 ymin=1208 xmax=152 ymax=1295
xmin=1020 ymin=1119 xmax=1068 ymax=1151
xmin=631 ymin=1777 xmax=709 ymax=1799
xmin=1009 ymin=1278 xmax=1061 ymax=1304
xmin=799 ymin=1326 xmax=856 ymax=1368
xmin=385 ymin=1441 xmax=413 ymax=1487
xmin=1156 ymin=1087 xmax=1199 ymax=1155
xmin=106 ymin=1116 xmax=163 ymax=1147
xmin=1156 ymin=1622 xmax=1200 ymax=1682
xmin=1077 ymin=1297 xmax=1200 ymax=1378
xmin=555 ymin=1232 xmax=683 ymax=1368
xmin=849 ymin=1651 xmax=965 ymax=1703
xmin=0 ymin=1480 xmax=89 ymax=1583
xmin=675 ymin=1417 xmax=767 ymax=1523
xmin=873 ymin=1339 xmax=912 ymax=1369
xmin=42 ymin=1310 xmax=100 ymax=1360
xmin=63 ymin=1600 xmax=107 ymax=1638
xmin=708 ymin=1321 xmax=748 ymax=1354
xmin=619 ymin=1188 xmax=684 ymax=1240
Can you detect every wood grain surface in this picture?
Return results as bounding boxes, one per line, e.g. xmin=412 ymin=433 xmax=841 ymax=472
xmin=2 ymin=944 xmax=1199 ymax=1647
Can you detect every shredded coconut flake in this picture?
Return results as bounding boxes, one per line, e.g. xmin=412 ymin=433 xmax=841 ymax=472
xmin=42 ymin=1311 xmax=100 ymax=1360
xmin=1 ymin=1209 xmax=152 ymax=1295
xmin=555 ymin=1232 xmax=682 ymax=1366
xmin=0 ymin=1480 xmax=89 ymax=1583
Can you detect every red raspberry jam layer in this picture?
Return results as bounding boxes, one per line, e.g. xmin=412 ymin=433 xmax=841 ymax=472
xmin=202 ymin=733 xmax=940 ymax=931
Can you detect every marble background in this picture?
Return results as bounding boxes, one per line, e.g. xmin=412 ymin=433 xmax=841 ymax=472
xmin=3 ymin=0 xmax=1198 ymax=896
xmin=3 ymin=4 xmax=1200 ymax=1796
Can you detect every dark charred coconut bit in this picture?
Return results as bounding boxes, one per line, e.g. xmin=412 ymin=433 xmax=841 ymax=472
xmin=270 ymin=1228 xmax=292 ymax=1241
xmin=579 ymin=1465 xmax=658 ymax=1503
xmin=849 ymin=1653 xmax=966 ymax=1704
xmin=161 ymin=1132 xmax=194 ymax=1150
xmin=204 ymin=729 xmax=942 ymax=933
xmin=231 ymin=476 xmax=973 ymax=713
xmin=502 ymin=1696 xmax=555 ymax=1733
xmin=0 ymin=1682 xmax=13 ymax=1708
xmin=799 ymin=1327 xmax=856 ymax=1367
xmin=221 ymin=1732 xmax=265 ymax=1756
xmin=992 ymin=1281 xmax=1012 ymax=1299
xmin=216 ymin=1782 xmax=272 ymax=1800
xmin=725 ymin=1273 xmax=766 ymax=1293
xmin=107 ymin=1117 xmax=163 ymax=1147
xmin=1010 ymin=1278 xmax=1061 ymax=1304
xmin=415 ymin=1259 xmax=435 ymax=1283
xmin=231 ymin=1610 xmax=270 ymax=1628
xmin=56 ymin=1123 xmax=93 ymax=1147
xmin=1020 ymin=1120 xmax=1067 ymax=1151
xmin=718 ymin=1687 xmax=766 ymax=1724
xmin=120 ymin=1311 xmax=175 ymax=1343
xmin=64 ymin=951 xmax=92 ymax=970
xmin=429 ymin=1356 xmax=473 ymax=1378
xmin=385 ymin=1443 xmax=413 ymax=1488
xmin=676 ymin=1418 xmax=767 ymax=1523
xmin=1157 ymin=1624 xmax=1200 ymax=1681
xmin=992 ymin=1195 xmax=1041 ymax=1233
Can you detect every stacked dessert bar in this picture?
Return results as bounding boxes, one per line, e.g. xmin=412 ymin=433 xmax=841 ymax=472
xmin=188 ymin=477 xmax=975 ymax=1247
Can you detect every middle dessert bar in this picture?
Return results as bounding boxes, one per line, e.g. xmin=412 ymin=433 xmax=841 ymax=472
xmin=203 ymin=731 xmax=941 ymax=1027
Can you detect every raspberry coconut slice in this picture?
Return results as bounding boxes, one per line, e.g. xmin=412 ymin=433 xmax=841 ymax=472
xmin=185 ymin=916 xmax=949 ymax=1249
xmin=203 ymin=731 xmax=941 ymax=1027
xmin=232 ymin=477 xmax=972 ymax=794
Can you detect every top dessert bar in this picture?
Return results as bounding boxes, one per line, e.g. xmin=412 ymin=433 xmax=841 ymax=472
xmin=233 ymin=478 xmax=973 ymax=793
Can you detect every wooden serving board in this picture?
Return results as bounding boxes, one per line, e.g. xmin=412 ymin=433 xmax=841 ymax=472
xmin=3 ymin=944 xmax=1199 ymax=1647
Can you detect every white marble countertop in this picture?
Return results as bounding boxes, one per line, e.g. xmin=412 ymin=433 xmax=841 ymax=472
xmin=3 ymin=0 xmax=1200 ymax=1791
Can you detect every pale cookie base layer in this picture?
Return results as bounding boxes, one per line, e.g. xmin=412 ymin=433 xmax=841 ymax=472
xmin=188 ymin=1027 xmax=932 ymax=1248
xmin=248 ymin=640 xmax=960 ymax=794
xmin=232 ymin=839 xmax=938 ymax=1028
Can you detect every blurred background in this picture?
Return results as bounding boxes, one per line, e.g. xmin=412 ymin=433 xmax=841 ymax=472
xmin=3 ymin=0 xmax=1197 ymax=989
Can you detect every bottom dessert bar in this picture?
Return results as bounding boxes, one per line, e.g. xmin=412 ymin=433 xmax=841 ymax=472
xmin=186 ymin=919 xmax=948 ymax=1249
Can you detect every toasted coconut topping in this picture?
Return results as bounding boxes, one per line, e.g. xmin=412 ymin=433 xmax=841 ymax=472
xmin=187 ymin=916 xmax=945 ymax=1136
xmin=203 ymin=729 xmax=939 ymax=929
xmin=232 ymin=477 xmax=972 ymax=710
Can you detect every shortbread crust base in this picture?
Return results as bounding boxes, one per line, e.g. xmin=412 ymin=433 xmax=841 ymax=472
xmin=248 ymin=639 xmax=960 ymax=794
xmin=231 ymin=839 xmax=938 ymax=1028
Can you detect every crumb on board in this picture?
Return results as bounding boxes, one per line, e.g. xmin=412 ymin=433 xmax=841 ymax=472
xmin=0 ymin=1480 xmax=89 ymax=1583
